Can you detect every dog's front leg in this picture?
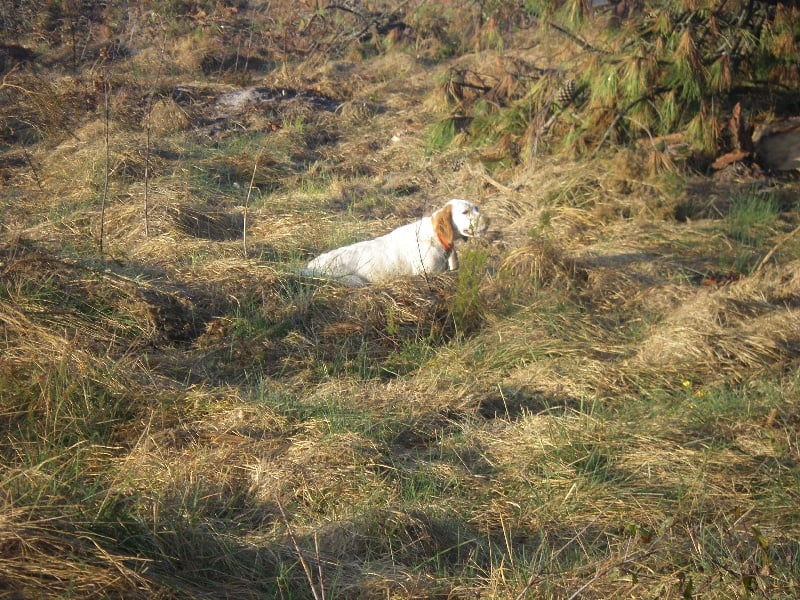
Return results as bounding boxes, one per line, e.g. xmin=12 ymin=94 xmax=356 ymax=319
xmin=448 ymin=250 xmax=459 ymax=271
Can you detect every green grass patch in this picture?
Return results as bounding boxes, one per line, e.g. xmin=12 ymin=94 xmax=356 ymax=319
xmin=726 ymin=186 xmax=780 ymax=247
xmin=426 ymin=118 xmax=457 ymax=152
xmin=451 ymin=246 xmax=490 ymax=335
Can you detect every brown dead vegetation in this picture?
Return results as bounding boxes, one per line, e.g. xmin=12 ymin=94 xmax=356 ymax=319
xmin=1 ymin=1 xmax=799 ymax=599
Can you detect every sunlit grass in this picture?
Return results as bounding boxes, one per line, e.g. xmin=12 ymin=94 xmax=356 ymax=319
xmin=726 ymin=186 xmax=781 ymax=247
xmin=1 ymin=2 xmax=799 ymax=598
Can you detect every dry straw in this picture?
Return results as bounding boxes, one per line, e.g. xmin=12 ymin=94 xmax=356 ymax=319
xmin=2 ymin=3 xmax=799 ymax=598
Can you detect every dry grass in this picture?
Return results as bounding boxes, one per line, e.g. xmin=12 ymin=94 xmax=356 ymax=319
xmin=1 ymin=2 xmax=799 ymax=598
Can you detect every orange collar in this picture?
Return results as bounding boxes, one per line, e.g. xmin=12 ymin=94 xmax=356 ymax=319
xmin=436 ymin=230 xmax=453 ymax=253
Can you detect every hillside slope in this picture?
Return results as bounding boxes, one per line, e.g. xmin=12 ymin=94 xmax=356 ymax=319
xmin=1 ymin=2 xmax=799 ymax=598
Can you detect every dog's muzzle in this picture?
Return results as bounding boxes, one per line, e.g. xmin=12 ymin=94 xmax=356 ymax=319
xmin=465 ymin=216 xmax=489 ymax=237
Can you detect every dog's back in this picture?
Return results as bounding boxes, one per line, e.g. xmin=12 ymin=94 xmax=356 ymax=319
xmin=305 ymin=219 xmax=443 ymax=284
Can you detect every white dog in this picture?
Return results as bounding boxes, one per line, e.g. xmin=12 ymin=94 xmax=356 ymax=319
xmin=304 ymin=199 xmax=488 ymax=285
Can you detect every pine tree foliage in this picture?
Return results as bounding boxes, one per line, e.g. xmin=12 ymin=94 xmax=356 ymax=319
xmin=478 ymin=0 xmax=800 ymax=163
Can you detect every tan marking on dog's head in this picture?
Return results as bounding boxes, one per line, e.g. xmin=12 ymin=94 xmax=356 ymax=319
xmin=432 ymin=203 xmax=455 ymax=251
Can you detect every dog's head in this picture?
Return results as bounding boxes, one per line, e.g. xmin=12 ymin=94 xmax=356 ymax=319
xmin=432 ymin=199 xmax=489 ymax=249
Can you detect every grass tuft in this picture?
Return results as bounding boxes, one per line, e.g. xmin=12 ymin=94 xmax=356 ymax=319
xmin=727 ymin=186 xmax=781 ymax=247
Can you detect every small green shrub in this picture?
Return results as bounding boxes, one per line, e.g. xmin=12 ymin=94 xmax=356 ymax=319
xmin=726 ymin=187 xmax=780 ymax=247
xmin=451 ymin=247 xmax=489 ymax=335
xmin=426 ymin=118 xmax=457 ymax=152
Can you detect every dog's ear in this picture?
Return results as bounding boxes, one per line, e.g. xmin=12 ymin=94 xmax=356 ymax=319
xmin=432 ymin=203 xmax=455 ymax=250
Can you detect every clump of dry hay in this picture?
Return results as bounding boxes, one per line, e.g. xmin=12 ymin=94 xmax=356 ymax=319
xmin=0 ymin=238 xmax=203 ymax=355
xmin=146 ymin=97 xmax=192 ymax=135
xmin=0 ymin=507 xmax=152 ymax=599
xmin=191 ymin=271 xmax=464 ymax=379
xmin=171 ymin=204 xmax=245 ymax=241
xmin=335 ymin=99 xmax=381 ymax=124
xmin=498 ymin=236 xmax=584 ymax=298
xmin=633 ymin=259 xmax=800 ymax=383
xmin=250 ymin=429 xmax=383 ymax=507
xmin=33 ymin=119 xmax=167 ymax=206
xmin=150 ymin=255 xmax=490 ymax=379
xmin=161 ymin=34 xmax=216 ymax=76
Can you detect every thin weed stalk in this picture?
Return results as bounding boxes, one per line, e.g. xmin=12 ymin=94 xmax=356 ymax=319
xmin=277 ymin=496 xmax=325 ymax=600
xmin=243 ymin=151 xmax=261 ymax=256
xmin=100 ymin=74 xmax=110 ymax=257
xmin=143 ymin=29 xmax=168 ymax=238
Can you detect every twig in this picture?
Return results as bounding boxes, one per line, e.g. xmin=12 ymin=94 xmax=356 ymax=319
xmin=243 ymin=152 xmax=261 ymax=256
xmin=468 ymin=164 xmax=520 ymax=196
xmin=325 ymin=3 xmax=364 ymax=19
xmin=0 ymin=64 xmax=33 ymax=93
xmin=529 ymin=16 xmax=610 ymax=55
xmin=314 ymin=532 xmax=326 ymax=600
xmin=143 ymin=111 xmax=151 ymax=237
xmin=754 ymin=222 xmax=800 ymax=273
xmin=22 ymin=147 xmax=43 ymax=192
xmin=100 ymin=75 xmax=110 ymax=258
xmin=143 ymin=26 xmax=168 ymax=238
xmin=276 ymin=498 xmax=323 ymax=600
xmin=590 ymin=93 xmax=657 ymax=158
xmin=325 ymin=0 xmax=409 ymax=46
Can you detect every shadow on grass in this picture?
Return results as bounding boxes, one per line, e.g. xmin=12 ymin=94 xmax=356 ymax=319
xmin=478 ymin=386 xmax=586 ymax=420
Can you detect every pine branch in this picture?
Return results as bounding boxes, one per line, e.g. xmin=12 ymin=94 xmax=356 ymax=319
xmin=529 ymin=15 xmax=610 ymax=55
xmin=591 ymin=91 xmax=661 ymax=157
